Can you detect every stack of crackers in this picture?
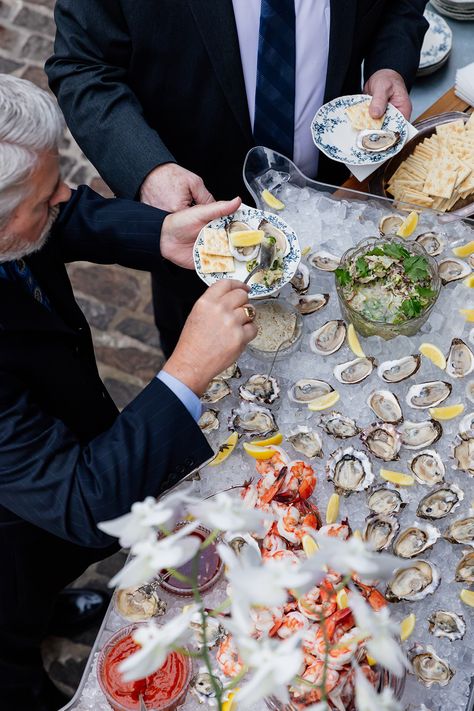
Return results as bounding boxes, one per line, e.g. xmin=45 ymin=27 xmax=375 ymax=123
xmin=387 ymin=114 xmax=474 ymax=212
xmin=198 ymin=228 xmax=235 ymax=274
xmin=345 ymin=100 xmax=385 ymax=131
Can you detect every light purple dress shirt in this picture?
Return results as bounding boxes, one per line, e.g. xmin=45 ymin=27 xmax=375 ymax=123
xmin=232 ymin=0 xmax=331 ymax=178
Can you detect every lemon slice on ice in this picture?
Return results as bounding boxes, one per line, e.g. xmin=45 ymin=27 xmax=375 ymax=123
xmin=419 ymin=342 xmax=446 ymax=370
xmin=366 ymin=654 xmax=377 ymax=666
xmin=396 ymin=210 xmax=419 ymax=238
xmin=308 ymin=390 xmax=340 ymax=411
xmin=380 ymin=469 xmax=415 ymax=486
xmin=253 ymin=432 xmax=283 ymax=447
xmin=302 ymin=534 xmax=319 ymax=557
xmin=230 ymin=230 xmax=264 ymax=248
xmin=208 ymin=432 xmax=238 ymax=467
xmin=453 ymin=240 xmax=474 ymax=257
xmin=336 ymin=588 xmax=349 ymax=609
xmin=400 ymin=613 xmax=416 ymax=642
xmin=243 ymin=443 xmax=277 ymax=460
xmin=326 ymin=493 xmax=340 ymax=524
xmin=463 ymin=275 xmax=474 ymax=288
xmin=301 ymin=245 xmax=311 ymax=257
xmin=460 ymin=589 xmax=474 ymax=607
xmin=460 ymin=308 xmax=474 ymax=322
xmin=429 ymin=403 xmax=465 ymax=420
xmin=352 ymin=529 xmax=363 ymax=541
xmin=261 ymin=189 xmax=285 ymax=211
xmin=222 ymin=690 xmax=239 ymax=711
xmin=347 ymin=323 xmax=366 ymax=358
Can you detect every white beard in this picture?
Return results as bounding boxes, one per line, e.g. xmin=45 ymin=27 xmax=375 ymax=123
xmin=0 ymin=205 xmax=60 ymax=264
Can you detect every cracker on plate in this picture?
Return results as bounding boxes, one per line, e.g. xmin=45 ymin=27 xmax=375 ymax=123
xmin=202 ymin=227 xmax=231 ymax=256
xmin=345 ymin=100 xmax=384 ymax=131
xmin=198 ymin=246 xmax=235 ymax=274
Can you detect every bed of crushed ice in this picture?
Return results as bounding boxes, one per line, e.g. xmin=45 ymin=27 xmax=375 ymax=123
xmin=69 ymin=184 xmax=474 ymax=711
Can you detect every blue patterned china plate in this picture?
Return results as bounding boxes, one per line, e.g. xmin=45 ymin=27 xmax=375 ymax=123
xmin=419 ymin=8 xmax=452 ymax=70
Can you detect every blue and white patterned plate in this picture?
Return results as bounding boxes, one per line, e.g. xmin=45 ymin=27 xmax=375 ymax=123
xmin=419 ymin=8 xmax=452 ymax=70
xmin=193 ymin=204 xmax=301 ymax=299
xmin=311 ymin=94 xmax=408 ymax=166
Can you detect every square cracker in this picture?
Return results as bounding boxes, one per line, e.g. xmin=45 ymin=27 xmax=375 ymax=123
xmin=198 ymin=247 xmax=235 ymax=274
xmin=423 ymin=154 xmax=459 ymax=199
xmin=345 ymin=101 xmax=384 ymax=131
xmin=436 ymin=120 xmax=466 ymax=138
xmin=202 ymin=227 xmax=231 ymax=256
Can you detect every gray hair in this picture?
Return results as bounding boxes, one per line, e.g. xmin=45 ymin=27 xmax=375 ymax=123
xmin=0 ymin=74 xmax=64 ymax=230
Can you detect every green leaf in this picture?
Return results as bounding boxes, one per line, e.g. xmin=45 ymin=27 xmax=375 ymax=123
xmin=366 ymin=247 xmax=385 ymax=257
xmin=399 ymin=297 xmax=422 ymax=319
xmin=416 ymin=285 xmax=436 ymax=300
xmin=382 ymin=243 xmax=410 ymax=260
xmin=335 ymin=268 xmax=352 ymax=287
xmin=403 ymin=255 xmax=430 ymax=281
xmin=266 ymin=235 xmax=277 ymax=244
xmin=356 ymin=257 xmax=370 ymax=278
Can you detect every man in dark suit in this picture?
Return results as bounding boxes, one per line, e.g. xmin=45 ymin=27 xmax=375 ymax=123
xmin=0 ymin=74 xmax=257 ymax=711
xmin=46 ymin=0 xmax=428 ymax=354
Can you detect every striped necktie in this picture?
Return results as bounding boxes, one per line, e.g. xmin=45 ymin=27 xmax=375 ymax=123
xmin=253 ymin=0 xmax=296 ymax=159
xmin=0 ymin=259 xmax=51 ymax=311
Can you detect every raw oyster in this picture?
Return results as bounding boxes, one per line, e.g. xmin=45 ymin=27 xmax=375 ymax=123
xmin=452 ymin=436 xmax=474 ymax=475
xmin=223 ymin=532 xmax=261 ymax=560
xmin=190 ymin=666 xmax=224 ymax=705
xmin=428 ymin=610 xmax=466 ymax=641
xmin=438 ymin=257 xmax=471 ymax=284
xmin=333 ymin=357 xmax=375 ymax=384
xmin=258 ymin=218 xmax=288 ymax=255
xmin=366 ymin=390 xmax=403 ymax=424
xmin=308 ymin=250 xmax=340 ymax=271
xmin=360 ymin=422 xmax=401 ymax=461
xmin=218 ymin=362 xmax=241 ymax=380
xmin=326 ymin=446 xmax=374 ymax=496
xmin=455 ymin=550 xmax=474 ymax=583
xmin=202 ymin=378 xmax=231 ymax=403
xmin=115 ymin=583 xmax=167 ymax=622
xmin=393 ymin=522 xmax=440 ymax=558
xmin=399 ymin=419 xmax=443 ymax=449
xmin=459 ymin=412 xmax=474 ymax=440
xmin=288 ymin=379 xmax=333 ymax=404
xmin=367 ymin=487 xmax=405 ymax=515
xmin=295 ymin=293 xmax=329 ymax=315
xmin=445 ymin=338 xmax=474 ymax=378
xmin=356 ymin=128 xmax=400 ymax=152
xmin=228 ymin=402 xmax=277 ymax=437
xmin=444 ymin=517 xmax=474 ymax=547
xmin=405 ymin=381 xmax=452 ymax=409
xmin=239 ymin=374 xmax=280 ymax=404
xmin=386 ymin=560 xmax=440 ymax=601
xmin=309 ymin=320 xmax=346 ymax=355
xmin=417 ymin=483 xmax=464 ymax=520
xmin=288 ymin=426 xmax=323 ymax=459
xmin=198 ymin=409 xmax=220 ymax=433
xmin=190 ymin=612 xmax=226 ymax=649
xmin=227 ymin=220 xmax=260 ymax=262
xmin=409 ymin=450 xmax=445 ymax=486
xmin=409 ymin=644 xmax=454 ymax=687
xmin=291 ymin=263 xmax=310 ymax=294
xmin=363 ymin=513 xmax=399 ymax=551
xmin=379 ymin=214 xmax=403 ymax=236
xmin=319 ymin=411 xmax=360 ymax=439
xmin=415 ymin=231 xmax=446 ymax=256
xmin=377 ymin=354 xmax=421 ymax=383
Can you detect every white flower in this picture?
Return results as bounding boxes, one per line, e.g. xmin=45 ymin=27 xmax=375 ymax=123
xmin=348 ymin=590 xmax=409 ymax=677
xmin=310 ymin=533 xmax=403 ymax=581
xmin=109 ymin=523 xmax=201 ymax=588
xmin=188 ymin=492 xmax=269 ymax=535
xmin=119 ymin=605 xmax=197 ymax=681
xmin=354 ymin=665 xmax=403 ymax=711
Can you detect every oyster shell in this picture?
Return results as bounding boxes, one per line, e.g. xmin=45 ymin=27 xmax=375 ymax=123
xmin=405 ymin=381 xmax=452 ymax=409
xmin=459 ymin=412 xmax=474 ymax=440
xmin=288 ymin=426 xmax=323 ymax=459
xmin=438 ymin=257 xmax=471 ymax=284
xmin=409 ymin=449 xmax=445 ymax=486
xmin=444 ymin=517 xmax=474 ymax=547
xmin=356 ymin=128 xmax=400 ymax=152
xmin=363 ymin=513 xmax=399 ymax=551
xmin=333 ymin=357 xmax=375 ymax=384
xmin=386 ymin=560 xmax=440 ymax=601
xmin=309 ymin=320 xmax=346 ymax=355
xmin=409 ymin=644 xmax=454 ymax=687
xmin=288 ymin=379 xmax=333 ymax=404
xmin=428 ymin=610 xmax=466 ymax=641
xmin=367 ymin=487 xmax=405 ymax=515
xmin=379 ymin=214 xmax=403 ymax=236
xmin=360 ymin=422 xmax=401 ymax=461
xmin=393 ymin=522 xmax=440 ymax=558
xmin=228 ymin=402 xmax=277 ymax=437
xmin=308 ymin=250 xmax=340 ymax=272
xmin=258 ymin=218 xmax=288 ymax=255
xmin=239 ymin=374 xmax=280 ymax=404
xmin=223 ymin=532 xmax=261 ymax=560
xmin=295 ymin=293 xmax=329 ymax=315
xmin=218 ymin=363 xmax=241 ymax=380
xmin=377 ymin=354 xmax=421 ymax=383
xmin=445 ymin=338 xmax=474 ymax=378
xmin=202 ymin=378 xmax=231 ymax=403
xmin=190 ymin=613 xmax=226 ymax=650
xmin=326 ymin=446 xmax=374 ymax=496
xmin=319 ymin=411 xmax=360 ymax=439
xmin=417 ymin=483 xmax=464 ymax=520
xmin=190 ymin=666 xmax=224 ymax=704
xmin=291 ymin=263 xmax=310 ymax=294
xmin=366 ymin=390 xmax=403 ymax=424
xmin=415 ymin=231 xmax=446 ymax=256
xmin=227 ymin=220 xmax=260 ymax=262
xmin=198 ymin=409 xmax=220 ymax=433
xmin=399 ymin=419 xmax=443 ymax=449
xmin=455 ymin=550 xmax=474 ymax=583
xmin=452 ymin=436 xmax=474 ymax=475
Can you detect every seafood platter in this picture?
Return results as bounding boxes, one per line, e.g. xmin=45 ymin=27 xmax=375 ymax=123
xmin=68 ymin=154 xmax=474 ymax=711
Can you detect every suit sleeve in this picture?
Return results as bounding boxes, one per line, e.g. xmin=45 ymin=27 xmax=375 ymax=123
xmin=0 ymin=372 xmax=213 ymax=548
xmin=45 ymin=0 xmax=175 ymax=199
xmin=363 ymin=0 xmax=429 ymax=90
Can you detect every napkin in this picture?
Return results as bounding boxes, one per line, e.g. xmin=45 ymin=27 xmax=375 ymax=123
xmin=345 ymin=122 xmax=419 ymax=183
xmin=455 ymin=62 xmax=474 ymax=106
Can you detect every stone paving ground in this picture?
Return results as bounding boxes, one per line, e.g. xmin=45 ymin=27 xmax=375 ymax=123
xmin=1 ymin=0 xmax=163 ymax=701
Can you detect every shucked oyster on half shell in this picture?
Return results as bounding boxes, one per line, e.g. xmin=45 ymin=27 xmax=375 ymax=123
xmin=367 ymin=487 xmax=405 ymax=515
xmin=258 ymin=218 xmax=288 ymax=255
xmin=399 ymin=419 xmax=443 ymax=450
xmin=459 ymin=412 xmax=474 ymax=440
xmin=202 ymin=378 xmax=231 ymax=403
xmin=363 ymin=513 xmax=399 ymax=551
xmin=218 ymin=362 xmax=241 ymax=380
xmin=198 ymin=409 xmax=220 ymax=433
xmin=428 ymin=610 xmax=466 ymax=641
xmin=438 ymin=257 xmax=471 ymax=284
xmin=287 ymin=426 xmax=323 ymax=459
xmin=190 ymin=666 xmax=224 ymax=705
xmin=386 ymin=560 xmax=440 ymax=602
xmin=319 ymin=411 xmax=360 ymax=439
xmin=452 ymin=436 xmax=474 ymax=476
xmin=455 ymin=550 xmax=474 ymax=583
xmin=227 ymin=220 xmax=260 ymax=262
xmin=309 ymin=320 xmax=346 ymax=355
xmin=228 ymin=402 xmax=277 ymax=437
xmin=416 ymin=483 xmax=464 ymax=520
xmin=360 ymin=422 xmax=401 ymax=461
xmin=356 ymin=128 xmax=400 ymax=152
xmin=308 ymin=250 xmax=340 ymax=272
xmin=326 ymin=446 xmax=374 ymax=496
xmin=393 ymin=522 xmax=440 ymax=559
xmin=333 ymin=357 xmax=376 ymax=385
xmin=291 ymin=263 xmax=310 ymax=294
xmin=444 ymin=517 xmax=474 ymax=547
xmin=377 ymin=354 xmax=421 ymax=383
xmin=409 ymin=449 xmax=445 ymax=486
xmin=366 ymin=390 xmax=403 ymax=424
xmin=409 ymin=644 xmax=454 ymax=687
xmin=295 ymin=293 xmax=329 ymax=315
xmin=405 ymin=381 xmax=452 ymax=410
xmin=415 ymin=231 xmax=446 ymax=257
xmin=446 ymin=338 xmax=474 ymax=378
xmin=239 ymin=374 xmax=280 ymax=404
xmin=288 ymin=379 xmax=333 ymax=404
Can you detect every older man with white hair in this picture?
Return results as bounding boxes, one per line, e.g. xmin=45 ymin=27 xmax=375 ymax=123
xmin=0 ymin=74 xmax=257 ymax=710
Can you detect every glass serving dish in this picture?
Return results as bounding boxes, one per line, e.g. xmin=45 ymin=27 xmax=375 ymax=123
xmin=247 ymin=298 xmax=303 ymax=361
xmin=335 ymin=235 xmax=441 ymax=339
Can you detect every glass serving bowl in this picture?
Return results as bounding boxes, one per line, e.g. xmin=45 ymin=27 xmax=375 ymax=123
xmin=247 ymin=298 xmax=303 ymax=361
xmin=335 ymin=235 xmax=441 ymax=339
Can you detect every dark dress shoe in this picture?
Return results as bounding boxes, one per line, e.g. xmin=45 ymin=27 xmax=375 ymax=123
xmin=48 ymin=588 xmax=110 ymax=636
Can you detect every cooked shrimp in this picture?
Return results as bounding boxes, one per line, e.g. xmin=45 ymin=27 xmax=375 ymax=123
xmin=272 ymin=611 xmax=309 ymax=639
xmin=291 ymin=658 xmax=339 ymax=704
xmin=319 ymin=519 xmax=351 ymax=540
xmin=216 ymin=634 xmax=244 ymax=677
xmin=262 ymin=522 xmax=287 ymax=556
xmin=297 ymin=583 xmax=337 ymax=621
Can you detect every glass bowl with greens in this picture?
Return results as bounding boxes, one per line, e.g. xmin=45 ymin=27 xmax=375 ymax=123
xmin=335 ymin=235 xmax=441 ymax=339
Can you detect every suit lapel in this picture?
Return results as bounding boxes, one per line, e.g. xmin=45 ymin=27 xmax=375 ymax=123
xmin=324 ymin=0 xmax=357 ymax=102
xmin=187 ymin=0 xmax=253 ymax=143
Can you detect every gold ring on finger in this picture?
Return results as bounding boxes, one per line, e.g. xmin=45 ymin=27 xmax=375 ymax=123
xmin=243 ymin=304 xmax=256 ymax=322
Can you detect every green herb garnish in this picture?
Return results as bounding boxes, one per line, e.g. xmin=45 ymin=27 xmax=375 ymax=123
xmin=335 ymin=267 xmax=352 ymax=286
xmin=356 ymin=257 xmax=370 ymax=278
xmin=403 ymin=254 xmax=430 ymax=281
xmin=399 ymin=297 xmax=422 ymax=319
xmin=382 ymin=243 xmax=410 ymax=260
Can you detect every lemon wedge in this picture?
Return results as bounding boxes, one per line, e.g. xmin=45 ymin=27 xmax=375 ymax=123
xmin=230 ymin=230 xmax=264 ymax=248
xmin=243 ymin=442 xmax=278 ymax=460
xmin=400 ymin=613 xmax=416 ymax=642
xmin=429 ymin=403 xmax=465 ymax=420
xmin=336 ymin=588 xmax=349 ymax=609
xmin=208 ymin=432 xmax=238 ymax=467
xmin=453 ymin=240 xmax=474 ymax=258
xmin=463 ymin=275 xmax=474 ymax=288
xmin=419 ymin=342 xmax=446 ymax=370
xmin=301 ymin=245 xmax=311 ymax=257
xmin=460 ymin=308 xmax=474 ymax=322
xmin=302 ymin=534 xmax=319 ymax=557
xmin=308 ymin=390 xmax=340 ymax=411
xmin=380 ymin=469 xmax=415 ymax=486
xmin=326 ymin=493 xmax=340 ymax=524
xmin=352 ymin=529 xmax=363 ymax=541
xmin=261 ymin=189 xmax=285 ymax=211
xmin=347 ymin=323 xmax=366 ymax=358
xmin=222 ymin=690 xmax=239 ymax=711
xmin=253 ymin=432 xmax=283 ymax=447
xmin=460 ymin=589 xmax=474 ymax=607
xmin=366 ymin=654 xmax=377 ymax=666
xmin=396 ymin=210 xmax=419 ymax=238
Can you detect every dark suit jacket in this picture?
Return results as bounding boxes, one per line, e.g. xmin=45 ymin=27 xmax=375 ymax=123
xmin=46 ymin=0 xmax=428 ymax=200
